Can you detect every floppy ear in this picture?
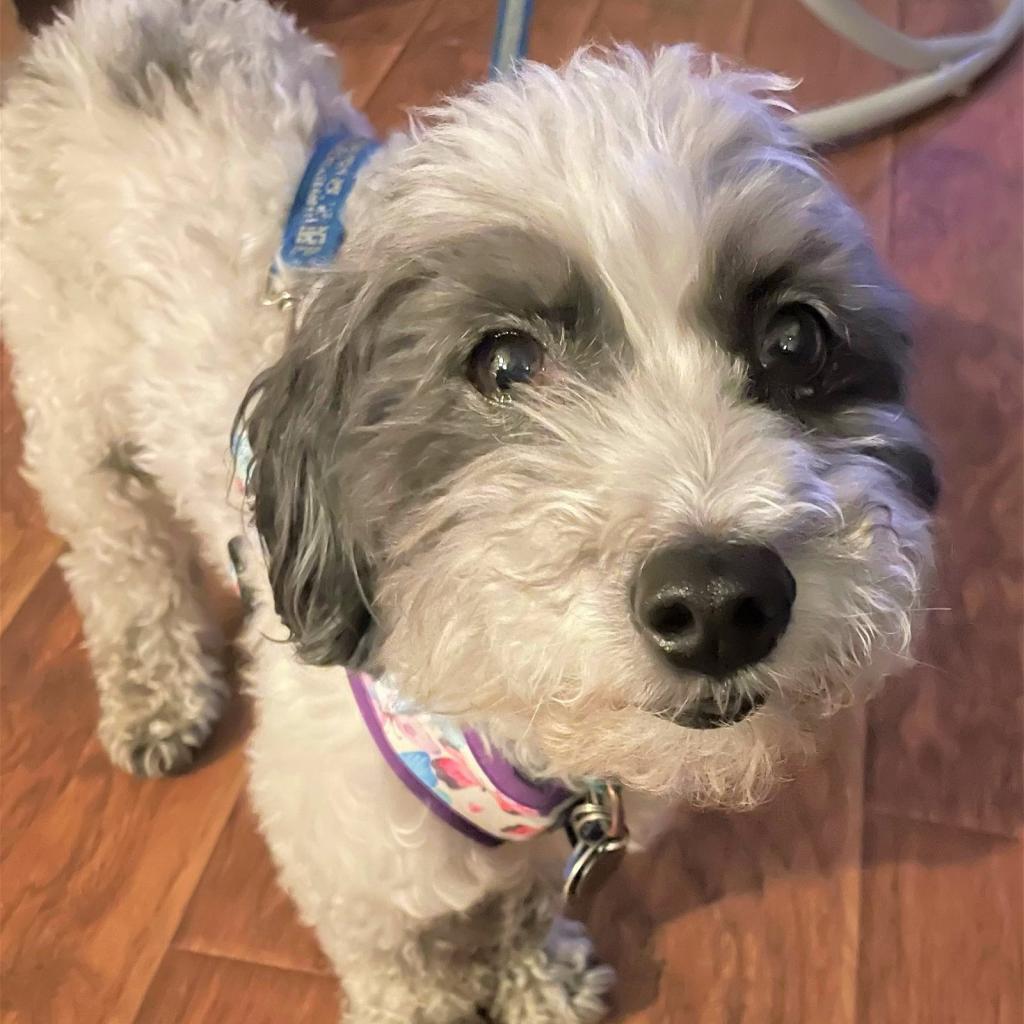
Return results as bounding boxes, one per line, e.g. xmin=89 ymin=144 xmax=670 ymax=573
xmin=236 ymin=278 xmax=372 ymax=667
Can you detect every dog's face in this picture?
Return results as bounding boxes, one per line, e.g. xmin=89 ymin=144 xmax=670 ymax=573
xmin=242 ymin=48 xmax=935 ymax=805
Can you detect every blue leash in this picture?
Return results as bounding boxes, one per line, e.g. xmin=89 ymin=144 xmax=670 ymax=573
xmin=489 ymin=0 xmax=534 ymax=78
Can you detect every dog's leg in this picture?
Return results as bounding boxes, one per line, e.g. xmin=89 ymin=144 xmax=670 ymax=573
xmin=337 ymin=917 xmax=498 ymax=1024
xmin=334 ymin=887 xmax=613 ymax=1024
xmin=20 ymin=417 xmax=226 ymax=776
xmin=489 ymin=893 xmax=615 ymax=1024
xmin=63 ymin=458 xmax=226 ymax=778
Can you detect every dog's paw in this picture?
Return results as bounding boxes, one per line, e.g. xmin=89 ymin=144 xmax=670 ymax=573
xmin=97 ymin=656 xmax=227 ymax=778
xmin=492 ymin=922 xmax=615 ymax=1024
xmin=550 ymin=961 xmax=616 ymax=1024
xmin=101 ymin=695 xmax=223 ymax=777
xmin=546 ymin=919 xmax=616 ymax=1022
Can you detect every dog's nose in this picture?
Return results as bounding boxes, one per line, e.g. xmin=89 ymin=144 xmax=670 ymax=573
xmin=633 ymin=541 xmax=796 ymax=680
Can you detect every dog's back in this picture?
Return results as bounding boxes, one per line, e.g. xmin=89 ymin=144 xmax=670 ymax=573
xmin=2 ymin=0 xmax=360 ymax=388
xmin=1 ymin=0 xmax=362 ymax=775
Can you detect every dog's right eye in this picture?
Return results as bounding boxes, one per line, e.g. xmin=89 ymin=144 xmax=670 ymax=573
xmin=757 ymin=305 xmax=828 ymax=385
xmin=467 ymin=330 xmax=545 ymax=401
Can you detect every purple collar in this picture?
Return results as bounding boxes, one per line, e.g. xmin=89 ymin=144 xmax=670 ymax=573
xmin=348 ymin=670 xmax=576 ymax=846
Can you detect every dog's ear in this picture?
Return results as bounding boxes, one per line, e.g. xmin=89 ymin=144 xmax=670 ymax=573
xmin=236 ymin=277 xmax=373 ymax=667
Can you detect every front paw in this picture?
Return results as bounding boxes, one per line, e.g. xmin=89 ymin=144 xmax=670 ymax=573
xmin=492 ymin=921 xmax=615 ymax=1024
xmin=97 ymin=652 xmax=226 ymax=777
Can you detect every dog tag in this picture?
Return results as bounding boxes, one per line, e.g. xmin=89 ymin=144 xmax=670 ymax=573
xmin=562 ymin=783 xmax=628 ymax=912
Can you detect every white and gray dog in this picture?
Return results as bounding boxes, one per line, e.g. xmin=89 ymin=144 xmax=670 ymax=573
xmin=3 ymin=0 xmax=937 ymax=1019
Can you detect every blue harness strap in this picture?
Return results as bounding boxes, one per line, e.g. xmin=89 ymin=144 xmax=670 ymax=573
xmin=272 ymin=130 xmax=381 ymax=280
xmin=271 ymin=0 xmax=532 ymax=290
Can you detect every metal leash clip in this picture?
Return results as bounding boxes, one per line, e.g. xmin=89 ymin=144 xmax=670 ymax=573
xmin=261 ymin=268 xmax=299 ymax=346
xmin=262 ymin=268 xmax=295 ymax=312
xmin=562 ymin=781 xmax=628 ymax=910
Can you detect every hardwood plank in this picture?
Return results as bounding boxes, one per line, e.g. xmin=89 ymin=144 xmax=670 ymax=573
xmin=0 ymin=564 xmax=93 ymax=861
xmin=1 ymin=0 xmax=27 ymax=87
xmin=1 ymin=694 xmax=250 ymax=1024
xmin=857 ymin=813 xmax=1023 ymax=1024
xmin=0 ymin=528 xmax=63 ymax=634
xmin=587 ymin=711 xmax=865 ymax=1024
xmin=588 ymin=0 xmax=752 ymax=60
xmin=519 ymin=0 xmax=603 ymax=68
xmin=133 ymin=949 xmax=340 ymax=1024
xmin=290 ymin=0 xmax=438 ymax=111
xmin=359 ymin=0 xmax=495 ymax=129
xmin=886 ymin=0 xmax=1022 ymax=326
xmin=363 ymin=0 xmax=601 ymax=132
xmin=173 ymin=792 xmax=330 ymax=975
xmin=1 ymin=348 xmax=65 ymax=633
xmin=745 ymin=0 xmax=900 ymax=108
xmin=864 ymin=2 xmax=1023 ymax=835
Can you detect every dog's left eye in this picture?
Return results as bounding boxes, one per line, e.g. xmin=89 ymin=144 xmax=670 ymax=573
xmin=756 ymin=304 xmax=829 ymax=390
xmin=467 ymin=329 xmax=545 ymax=400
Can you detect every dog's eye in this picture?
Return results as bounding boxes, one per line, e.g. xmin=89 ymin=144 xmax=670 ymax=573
xmin=756 ymin=304 xmax=828 ymax=389
xmin=467 ymin=330 xmax=545 ymax=400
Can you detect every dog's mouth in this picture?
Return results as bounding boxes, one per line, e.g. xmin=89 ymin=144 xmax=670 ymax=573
xmin=668 ymin=690 xmax=767 ymax=730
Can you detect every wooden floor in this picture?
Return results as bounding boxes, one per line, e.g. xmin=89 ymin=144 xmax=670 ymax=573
xmin=2 ymin=2 xmax=1021 ymax=1022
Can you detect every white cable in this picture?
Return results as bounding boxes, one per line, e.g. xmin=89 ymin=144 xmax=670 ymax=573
xmin=799 ymin=0 xmax=1015 ymax=70
xmin=790 ymin=0 xmax=1023 ymax=144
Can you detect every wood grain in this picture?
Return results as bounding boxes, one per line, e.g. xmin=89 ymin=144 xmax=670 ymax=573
xmin=864 ymin=0 xmax=1024 ymax=836
xmin=589 ymin=0 xmax=753 ymax=61
xmin=363 ymin=0 xmax=601 ymax=131
xmin=1 ymin=0 xmax=27 ymax=98
xmin=133 ymin=950 xmax=340 ymax=1024
xmin=0 ymin=564 xmax=92 ymax=862
xmin=858 ymin=813 xmax=1023 ymax=1024
xmin=1 ymin=681 xmax=250 ymax=1024
xmin=587 ymin=711 xmax=866 ymax=1024
xmin=173 ymin=794 xmax=331 ymax=975
xmin=0 ymin=351 xmax=64 ymax=632
xmin=745 ymin=0 xmax=899 ymax=233
xmin=291 ymin=0 xmax=438 ymax=110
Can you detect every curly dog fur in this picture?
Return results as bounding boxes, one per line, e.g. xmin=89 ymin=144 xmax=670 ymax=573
xmin=2 ymin=1 xmax=935 ymax=1019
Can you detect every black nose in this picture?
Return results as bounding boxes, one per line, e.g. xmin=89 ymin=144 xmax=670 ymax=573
xmin=633 ymin=541 xmax=796 ymax=680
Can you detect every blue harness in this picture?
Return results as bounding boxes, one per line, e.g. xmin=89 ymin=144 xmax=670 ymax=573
xmin=269 ymin=0 xmax=531 ymax=290
xmin=264 ymin=130 xmax=379 ymax=309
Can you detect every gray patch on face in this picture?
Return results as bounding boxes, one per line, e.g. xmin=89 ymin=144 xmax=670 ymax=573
xmin=310 ymin=227 xmax=624 ymax=529
xmin=689 ymin=157 xmax=932 ymax=508
xmin=861 ymin=442 xmax=939 ymax=510
xmin=686 ymin=138 xmax=911 ymax=415
xmin=807 ymin=404 xmax=939 ymax=510
xmin=237 ymin=227 xmax=616 ymax=666
xmin=698 ymin=227 xmax=909 ymax=411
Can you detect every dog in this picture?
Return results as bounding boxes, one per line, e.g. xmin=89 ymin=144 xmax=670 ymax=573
xmin=2 ymin=0 xmax=937 ymax=1019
